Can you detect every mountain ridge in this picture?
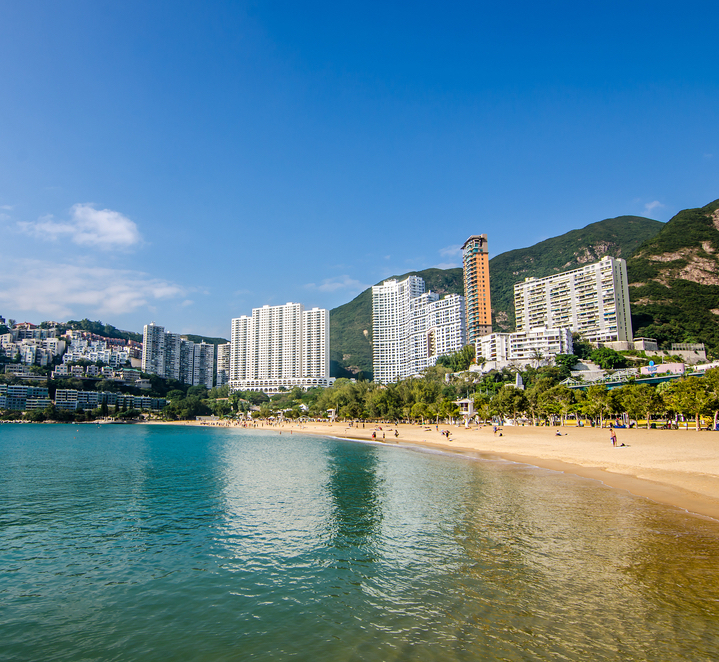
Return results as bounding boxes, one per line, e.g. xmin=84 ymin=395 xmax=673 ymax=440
xmin=627 ymin=198 xmax=719 ymax=354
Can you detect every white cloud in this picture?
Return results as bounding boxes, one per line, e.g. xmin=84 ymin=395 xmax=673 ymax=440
xmin=305 ymin=275 xmax=369 ymax=293
xmin=0 ymin=213 xmax=10 ymax=222
xmin=0 ymin=258 xmax=184 ymax=318
xmin=439 ymin=244 xmax=462 ymax=258
xmin=1 ymin=205 xmax=13 ymax=210
xmin=18 ymin=203 xmax=142 ymax=249
xmin=644 ymin=200 xmax=664 ymax=216
xmin=433 ymin=261 xmax=461 ymax=269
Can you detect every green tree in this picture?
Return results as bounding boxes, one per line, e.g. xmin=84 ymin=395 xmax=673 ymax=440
xmin=538 ymin=385 xmax=575 ymax=426
xmin=410 ymin=402 xmax=428 ymax=422
xmin=526 ymin=376 xmax=555 ymax=425
xmin=572 ymin=333 xmax=594 ymax=360
xmin=590 ymin=347 xmax=627 ymax=370
xmin=437 ymin=398 xmax=460 ymax=422
xmin=617 ymin=384 xmax=662 ymax=428
xmin=583 ymin=384 xmax=612 ymax=426
xmin=436 ymin=345 xmax=476 ymax=372
xmin=493 ymin=385 xmax=528 ymax=423
xmin=554 ymin=354 xmax=578 ymax=380
xmin=664 ymin=377 xmax=712 ymax=430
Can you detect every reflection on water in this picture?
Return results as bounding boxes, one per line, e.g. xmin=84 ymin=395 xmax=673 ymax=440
xmin=325 ymin=441 xmax=383 ymax=553
xmin=1 ymin=425 xmax=719 ymax=661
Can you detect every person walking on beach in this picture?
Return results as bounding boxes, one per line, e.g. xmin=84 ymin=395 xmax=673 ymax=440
xmin=610 ymin=428 xmax=617 ymax=447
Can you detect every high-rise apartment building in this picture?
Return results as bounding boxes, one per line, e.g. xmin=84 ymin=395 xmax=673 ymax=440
xmin=229 ymin=303 xmax=332 ymax=393
xmin=513 ymin=256 xmax=633 ymax=343
xmin=372 ymin=276 xmax=466 ymax=384
xmin=462 ymin=234 xmax=492 ymax=343
xmin=178 ymin=338 xmax=214 ymax=389
xmin=142 ymin=323 xmax=214 ymax=389
xmin=142 ymin=323 xmax=166 ymax=377
xmin=164 ymin=333 xmax=182 ymax=381
xmin=216 ymin=343 xmax=230 ymax=387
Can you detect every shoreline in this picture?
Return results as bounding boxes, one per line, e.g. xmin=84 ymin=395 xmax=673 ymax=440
xmin=197 ymin=420 xmax=719 ymax=521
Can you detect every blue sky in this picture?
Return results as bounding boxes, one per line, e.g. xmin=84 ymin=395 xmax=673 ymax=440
xmin=1 ymin=0 xmax=718 ymax=338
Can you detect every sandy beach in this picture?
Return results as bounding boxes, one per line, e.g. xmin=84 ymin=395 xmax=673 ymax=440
xmin=236 ymin=420 xmax=719 ymax=521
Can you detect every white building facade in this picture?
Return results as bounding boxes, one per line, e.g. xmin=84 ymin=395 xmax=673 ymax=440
xmin=142 ymin=323 xmax=214 ymax=389
xmin=216 ymin=343 xmax=231 ymax=387
xmin=513 ymin=256 xmax=633 ymax=343
xmin=372 ymin=276 xmax=467 ymax=384
xmin=142 ymin=323 xmax=166 ymax=377
xmin=229 ymin=303 xmax=332 ymax=393
xmin=478 ymin=327 xmax=573 ymax=371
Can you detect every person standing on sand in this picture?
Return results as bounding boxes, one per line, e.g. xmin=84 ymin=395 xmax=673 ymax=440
xmin=610 ymin=429 xmax=617 ymax=447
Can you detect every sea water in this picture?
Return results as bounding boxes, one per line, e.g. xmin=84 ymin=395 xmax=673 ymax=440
xmin=1 ymin=423 xmax=719 ymax=661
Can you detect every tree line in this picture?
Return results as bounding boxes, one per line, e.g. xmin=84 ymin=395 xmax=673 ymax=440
xmin=171 ymin=358 xmax=719 ymax=431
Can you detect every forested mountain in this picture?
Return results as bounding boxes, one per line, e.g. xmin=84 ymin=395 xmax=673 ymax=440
xmin=330 ymin=215 xmax=664 ymax=379
xmin=627 ymin=198 xmax=719 ymax=354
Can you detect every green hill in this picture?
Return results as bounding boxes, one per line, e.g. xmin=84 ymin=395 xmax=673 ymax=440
xmin=330 ymin=216 xmax=664 ymax=378
xmin=627 ymin=198 xmax=719 ymax=355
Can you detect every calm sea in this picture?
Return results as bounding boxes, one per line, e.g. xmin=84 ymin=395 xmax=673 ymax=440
xmin=2 ymin=423 xmax=719 ymax=661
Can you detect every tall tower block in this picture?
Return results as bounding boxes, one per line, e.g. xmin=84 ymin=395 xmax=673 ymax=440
xmin=462 ymin=234 xmax=492 ymax=343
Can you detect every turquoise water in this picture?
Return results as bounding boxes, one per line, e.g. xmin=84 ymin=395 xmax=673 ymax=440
xmin=2 ymin=424 xmax=719 ymax=661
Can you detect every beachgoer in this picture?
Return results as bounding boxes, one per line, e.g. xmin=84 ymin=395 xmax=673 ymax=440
xmin=555 ymin=430 xmax=561 ymax=436
xmin=610 ymin=429 xmax=617 ymax=447
xmin=394 ymin=430 xmax=399 ymax=438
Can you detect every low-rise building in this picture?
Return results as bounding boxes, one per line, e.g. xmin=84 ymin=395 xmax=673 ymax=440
xmin=54 ymin=389 xmax=166 ymax=412
xmin=0 ymin=384 xmax=51 ymax=411
xmin=477 ymin=327 xmax=573 ymax=371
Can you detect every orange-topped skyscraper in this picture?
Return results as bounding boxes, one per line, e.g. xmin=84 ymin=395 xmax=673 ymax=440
xmin=462 ymin=234 xmax=492 ymax=344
